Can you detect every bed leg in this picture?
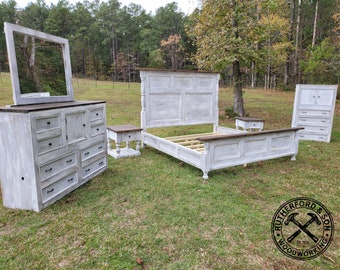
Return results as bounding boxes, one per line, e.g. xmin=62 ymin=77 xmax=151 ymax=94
xmin=290 ymin=155 xmax=296 ymax=161
xmin=202 ymin=171 xmax=209 ymax=180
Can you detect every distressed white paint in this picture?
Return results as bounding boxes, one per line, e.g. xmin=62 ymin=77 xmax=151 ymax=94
xmin=0 ymin=102 xmax=107 ymax=211
xmin=107 ymin=125 xmax=142 ymax=159
xmin=292 ymin=84 xmax=338 ymax=142
xmin=4 ymin=22 xmax=74 ymax=105
xmin=140 ymin=69 xmax=302 ymax=179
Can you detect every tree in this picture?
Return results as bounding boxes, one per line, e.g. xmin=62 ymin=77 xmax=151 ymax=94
xmin=17 ymin=0 xmax=49 ymax=31
xmin=160 ymin=34 xmax=184 ymax=70
xmin=44 ymin=0 xmax=73 ymax=38
xmin=190 ymin=0 xmax=262 ymax=116
xmin=0 ymin=0 xmax=17 ymax=71
xmin=258 ymin=0 xmax=291 ymax=89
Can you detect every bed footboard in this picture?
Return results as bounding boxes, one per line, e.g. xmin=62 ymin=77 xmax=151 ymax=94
xmin=198 ymin=127 xmax=303 ymax=179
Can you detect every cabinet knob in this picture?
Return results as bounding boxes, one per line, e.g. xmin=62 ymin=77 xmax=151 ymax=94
xmin=47 ymin=121 xmax=51 ymax=125
xmin=83 ymin=124 xmax=86 ymax=127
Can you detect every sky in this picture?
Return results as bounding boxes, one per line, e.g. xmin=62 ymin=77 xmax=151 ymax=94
xmin=16 ymin=0 xmax=200 ymax=14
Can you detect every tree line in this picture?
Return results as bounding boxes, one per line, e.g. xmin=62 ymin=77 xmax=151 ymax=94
xmin=0 ymin=0 xmax=339 ymax=93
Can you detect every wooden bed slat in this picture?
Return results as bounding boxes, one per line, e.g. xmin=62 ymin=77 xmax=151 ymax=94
xmin=164 ymin=132 xmax=216 ymax=141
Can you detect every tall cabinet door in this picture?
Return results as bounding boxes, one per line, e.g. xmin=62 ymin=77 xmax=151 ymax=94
xmin=66 ymin=111 xmax=87 ymax=144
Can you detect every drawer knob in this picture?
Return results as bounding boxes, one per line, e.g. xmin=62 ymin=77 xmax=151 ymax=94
xmin=47 ymin=188 xmax=54 ymax=193
xmin=66 ymin=159 xmax=73 ymax=163
xmin=45 ymin=168 xmax=53 ymax=173
xmin=47 ymin=121 xmax=51 ymax=125
xmin=96 ymin=113 xmax=99 ymax=116
xmin=85 ymin=168 xmax=91 ymax=172
xmin=98 ymin=146 xmax=103 ymax=150
xmin=83 ymin=124 xmax=86 ymax=127
xmin=67 ymin=177 xmax=74 ymax=182
xmin=84 ymin=152 xmax=90 ymax=156
xmin=99 ymin=161 xmax=104 ymax=166
xmin=49 ymin=143 xmax=53 ymax=146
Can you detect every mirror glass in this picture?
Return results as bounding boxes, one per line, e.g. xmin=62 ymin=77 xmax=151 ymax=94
xmin=14 ymin=32 xmax=67 ymax=97
xmin=4 ymin=23 xmax=74 ymax=105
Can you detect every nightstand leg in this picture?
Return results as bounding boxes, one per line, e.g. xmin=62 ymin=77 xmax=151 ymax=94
xmin=116 ymin=142 xmax=121 ymax=156
xmin=136 ymin=140 xmax=140 ymax=152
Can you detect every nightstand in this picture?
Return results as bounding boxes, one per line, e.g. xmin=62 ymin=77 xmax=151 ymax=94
xmin=235 ymin=117 xmax=264 ymax=132
xmin=107 ymin=125 xmax=142 ymax=159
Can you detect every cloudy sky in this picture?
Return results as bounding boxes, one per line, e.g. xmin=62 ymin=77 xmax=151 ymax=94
xmin=17 ymin=0 xmax=200 ymax=14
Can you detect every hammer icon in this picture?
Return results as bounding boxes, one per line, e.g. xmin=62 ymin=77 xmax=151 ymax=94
xmin=285 ymin=213 xmax=321 ymax=243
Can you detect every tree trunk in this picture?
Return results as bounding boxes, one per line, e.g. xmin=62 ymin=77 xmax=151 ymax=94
xmin=293 ymin=0 xmax=302 ymax=84
xmin=233 ymin=60 xmax=245 ymax=117
xmin=21 ymin=35 xmax=43 ymax=92
xmin=231 ymin=0 xmax=245 ymax=117
xmin=284 ymin=0 xmax=296 ymax=86
xmin=312 ymin=0 xmax=319 ymax=48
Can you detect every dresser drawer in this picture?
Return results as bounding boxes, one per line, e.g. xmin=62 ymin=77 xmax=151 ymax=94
xmin=297 ymin=117 xmax=330 ymax=126
xmin=297 ymin=133 xmax=328 ymax=142
xmin=90 ymin=107 xmax=105 ymax=121
xmin=90 ymin=122 xmax=105 ymax=137
xmin=37 ymin=135 xmax=63 ymax=155
xmin=299 ymin=110 xmax=331 ymax=117
xmin=81 ymin=141 xmax=105 ymax=161
xmin=35 ymin=115 xmax=61 ymax=132
xmin=300 ymin=125 xmax=329 ymax=134
xmin=41 ymin=171 xmax=78 ymax=203
xmin=82 ymin=156 xmax=106 ymax=178
xmin=40 ymin=153 xmax=77 ymax=181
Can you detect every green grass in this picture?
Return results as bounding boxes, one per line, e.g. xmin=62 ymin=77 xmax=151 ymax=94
xmin=0 ymin=73 xmax=339 ymax=269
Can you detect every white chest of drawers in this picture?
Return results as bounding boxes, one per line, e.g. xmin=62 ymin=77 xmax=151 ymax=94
xmin=292 ymin=84 xmax=338 ymax=143
xmin=0 ymin=101 xmax=107 ymax=211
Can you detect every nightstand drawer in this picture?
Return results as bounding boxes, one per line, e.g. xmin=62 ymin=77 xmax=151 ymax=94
xmin=40 ymin=153 xmax=77 ymax=181
xmin=121 ymin=131 xmax=141 ymax=141
xmin=41 ymin=171 xmax=78 ymax=203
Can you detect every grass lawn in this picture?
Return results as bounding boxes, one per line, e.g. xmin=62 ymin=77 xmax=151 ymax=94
xmin=0 ymin=73 xmax=339 ymax=269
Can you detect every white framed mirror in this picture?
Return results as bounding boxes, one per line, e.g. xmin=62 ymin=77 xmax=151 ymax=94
xmin=4 ymin=22 xmax=74 ymax=105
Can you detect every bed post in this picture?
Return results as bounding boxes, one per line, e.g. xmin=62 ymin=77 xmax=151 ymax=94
xmin=201 ymin=142 xmax=211 ymax=180
xmin=290 ymin=133 xmax=300 ymax=161
xmin=213 ymin=74 xmax=220 ymax=132
xmin=140 ymin=71 xmax=147 ymax=148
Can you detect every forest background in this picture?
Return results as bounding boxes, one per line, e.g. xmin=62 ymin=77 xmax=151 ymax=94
xmin=0 ymin=0 xmax=339 ymax=90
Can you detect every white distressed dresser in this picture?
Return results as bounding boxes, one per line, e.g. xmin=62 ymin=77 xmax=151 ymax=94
xmin=0 ymin=101 xmax=107 ymax=211
xmin=292 ymin=84 xmax=338 ymax=143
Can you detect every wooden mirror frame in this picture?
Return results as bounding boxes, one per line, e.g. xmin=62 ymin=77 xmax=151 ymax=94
xmin=4 ymin=22 xmax=74 ymax=105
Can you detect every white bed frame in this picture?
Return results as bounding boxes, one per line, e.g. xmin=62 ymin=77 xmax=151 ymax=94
xmin=140 ymin=69 xmax=302 ymax=179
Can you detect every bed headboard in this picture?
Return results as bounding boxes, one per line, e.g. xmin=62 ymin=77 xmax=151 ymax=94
xmin=140 ymin=69 xmax=220 ymax=129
